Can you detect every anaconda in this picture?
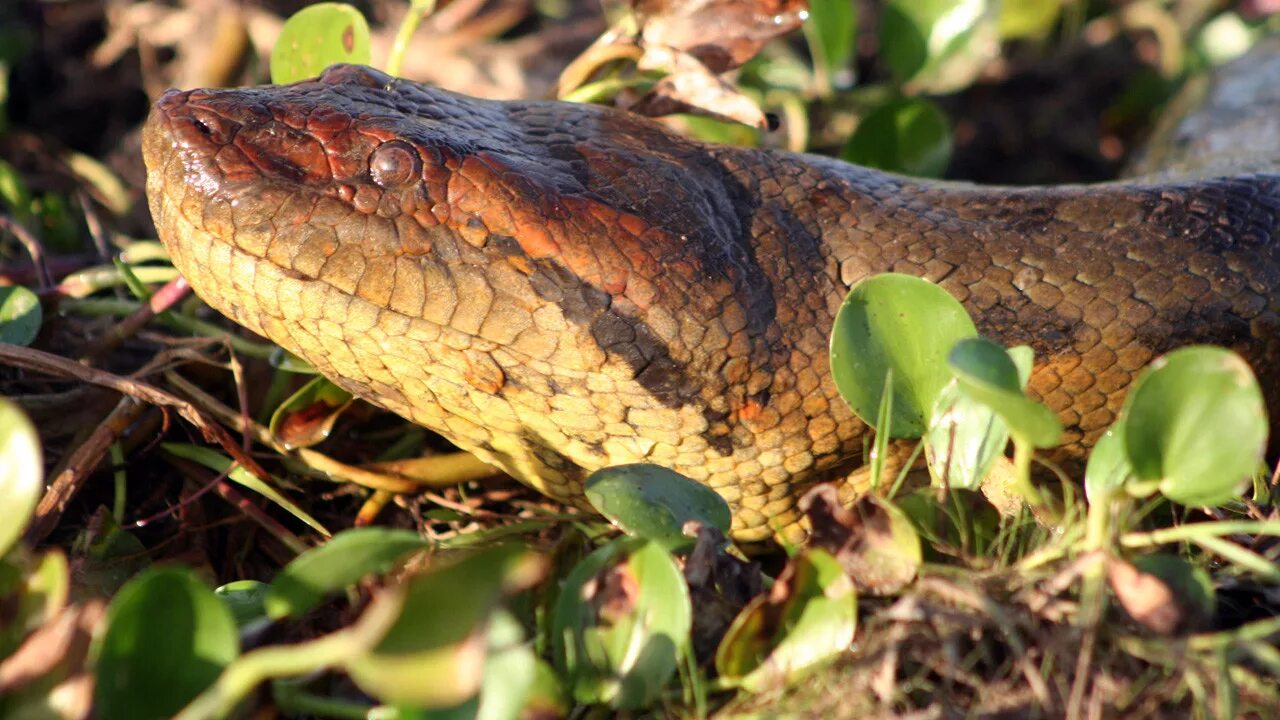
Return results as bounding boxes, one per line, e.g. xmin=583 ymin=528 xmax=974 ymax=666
xmin=142 ymin=42 xmax=1280 ymax=541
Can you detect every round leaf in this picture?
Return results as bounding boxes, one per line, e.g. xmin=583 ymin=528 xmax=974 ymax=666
xmin=804 ymin=0 xmax=858 ymax=80
xmin=879 ymin=0 xmax=992 ymax=87
xmin=1122 ymin=346 xmax=1267 ymax=507
xmin=215 ymin=580 xmax=270 ymax=630
xmin=830 ymin=273 xmax=977 ymax=438
xmin=0 ymin=397 xmax=41 ymax=557
xmin=584 ymin=464 xmax=731 ymax=551
xmin=949 ymin=337 xmax=1062 ymax=448
xmin=345 ymin=545 xmax=545 ymax=708
xmin=270 ymin=3 xmax=371 ymax=85
xmin=1085 ymin=424 xmax=1132 ymax=503
xmin=553 ymin=539 xmax=691 ymax=709
xmin=265 ymin=527 xmax=430 ymax=619
xmin=0 ymin=285 xmax=42 ymax=346
xmin=95 ymin=567 xmax=239 ymax=720
xmin=925 ymin=379 xmax=1009 ymax=490
xmin=716 ymin=548 xmax=856 ymax=690
xmin=843 ymin=97 xmax=953 ymax=178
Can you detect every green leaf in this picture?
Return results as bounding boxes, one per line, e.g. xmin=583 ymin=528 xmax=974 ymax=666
xmin=716 ymin=549 xmax=856 ymax=690
xmin=345 ymin=545 xmax=545 ymax=707
xmin=270 ymin=3 xmax=372 ymax=84
xmin=998 ymin=0 xmax=1062 ymax=39
xmin=268 ymin=375 xmax=353 ymax=450
xmin=584 ymin=464 xmax=731 ymax=552
xmin=830 ymin=272 xmax=977 ymax=438
xmin=879 ymin=0 xmax=992 ymax=86
xmin=1121 ymin=346 xmax=1267 ymax=507
xmin=95 ymin=567 xmax=239 ymax=720
xmin=215 ymin=580 xmax=271 ymax=630
xmin=265 ymin=527 xmax=430 ymax=619
xmin=554 ymin=539 xmax=691 ymax=709
xmin=805 ymin=0 xmax=858 ymax=81
xmin=843 ymin=97 xmax=953 ymax=177
xmin=925 ymin=379 xmax=1008 ymax=490
xmin=0 ymin=158 xmax=33 ymax=222
xmin=1085 ymin=424 xmax=1132 ymax=502
xmin=0 ymin=397 xmax=41 ymax=557
xmin=161 ymin=442 xmax=330 ymax=537
xmin=948 ymin=337 xmax=1061 ymax=448
xmin=0 ymin=285 xmax=42 ymax=346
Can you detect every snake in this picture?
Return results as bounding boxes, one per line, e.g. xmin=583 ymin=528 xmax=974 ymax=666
xmin=142 ymin=42 xmax=1280 ymax=541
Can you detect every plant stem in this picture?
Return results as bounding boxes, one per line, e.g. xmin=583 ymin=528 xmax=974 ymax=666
xmin=386 ymin=0 xmax=438 ymax=77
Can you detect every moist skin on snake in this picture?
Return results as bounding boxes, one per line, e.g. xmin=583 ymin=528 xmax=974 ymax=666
xmin=142 ymin=47 xmax=1280 ymax=541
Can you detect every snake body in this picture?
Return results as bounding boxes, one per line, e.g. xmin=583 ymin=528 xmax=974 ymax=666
xmin=143 ymin=47 xmax=1280 ymax=540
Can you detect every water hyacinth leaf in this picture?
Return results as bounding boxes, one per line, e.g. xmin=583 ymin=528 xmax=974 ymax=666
xmin=805 ymin=0 xmax=858 ymax=81
xmin=1085 ymin=425 xmax=1132 ymax=503
xmin=998 ymin=0 xmax=1062 ymax=39
xmin=553 ymin=538 xmax=691 ymax=709
xmin=270 ymin=2 xmax=371 ymax=84
xmin=402 ymin=610 xmax=537 ymax=720
xmin=925 ymin=379 xmax=1008 ymax=490
xmin=268 ymin=375 xmax=354 ymax=449
xmin=716 ymin=548 xmax=856 ymax=690
xmin=95 ymin=567 xmax=239 ymax=720
xmin=215 ymin=580 xmax=270 ymax=630
xmin=0 ymin=285 xmax=42 ymax=346
xmin=584 ymin=463 xmax=731 ymax=552
xmin=0 ymin=397 xmax=42 ymax=557
xmin=843 ymin=97 xmax=953 ymax=178
xmin=830 ymin=273 xmax=977 ymax=438
xmin=265 ymin=527 xmax=430 ymax=619
xmin=1122 ymin=346 xmax=1267 ymax=507
xmin=879 ymin=0 xmax=993 ymax=88
xmin=949 ymin=337 xmax=1061 ymax=448
xmin=345 ymin=545 xmax=546 ymax=707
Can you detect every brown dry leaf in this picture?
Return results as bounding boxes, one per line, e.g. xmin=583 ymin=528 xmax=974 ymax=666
xmin=1106 ymin=558 xmax=1184 ymax=634
xmin=0 ymin=599 xmax=106 ymax=695
xmin=628 ymin=0 xmax=809 ymax=72
xmin=628 ymin=47 xmax=770 ymax=127
xmin=800 ymin=484 xmax=922 ymax=595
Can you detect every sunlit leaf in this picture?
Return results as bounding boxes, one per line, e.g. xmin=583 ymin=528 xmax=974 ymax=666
xmin=0 ymin=397 xmax=41 ymax=557
xmin=553 ymin=538 xmax=691 ymax=709
xmin=805 ymin=0 xmax=858 ymax=81
xmin=716 ymin=548 xmax=856 ymax=690
xmin=345 ymin=545 xmax=546 ymax=707
xmin=948 ymin=337 xmax=1061 ymax=448
xmin=830 ymin=273 xmax=977 ymax=438
xmin=1085 ymin=424 xmax=1132 ymax=502
xmin=998 ymin=0 xmax=1062 ymax=39
xmin=585 ymin=463 xmax=731 ymax=552
xmin=270 ymin=3 xmax=371 ymax=84
xmin=268 ymin=375 xmax=353 ymax=450
xmin=0 ymin=285 xmax=42 ymax=346
xmin=1121 ymin=346 xmax=1267 ymax=507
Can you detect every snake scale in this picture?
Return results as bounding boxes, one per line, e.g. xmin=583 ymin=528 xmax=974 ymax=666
xmin=143 ymin=42 xmax=1280 ymax=541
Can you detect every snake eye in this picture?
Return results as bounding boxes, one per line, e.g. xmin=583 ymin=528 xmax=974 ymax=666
xmin=369 ymin=141 xmax=420 ymax=188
